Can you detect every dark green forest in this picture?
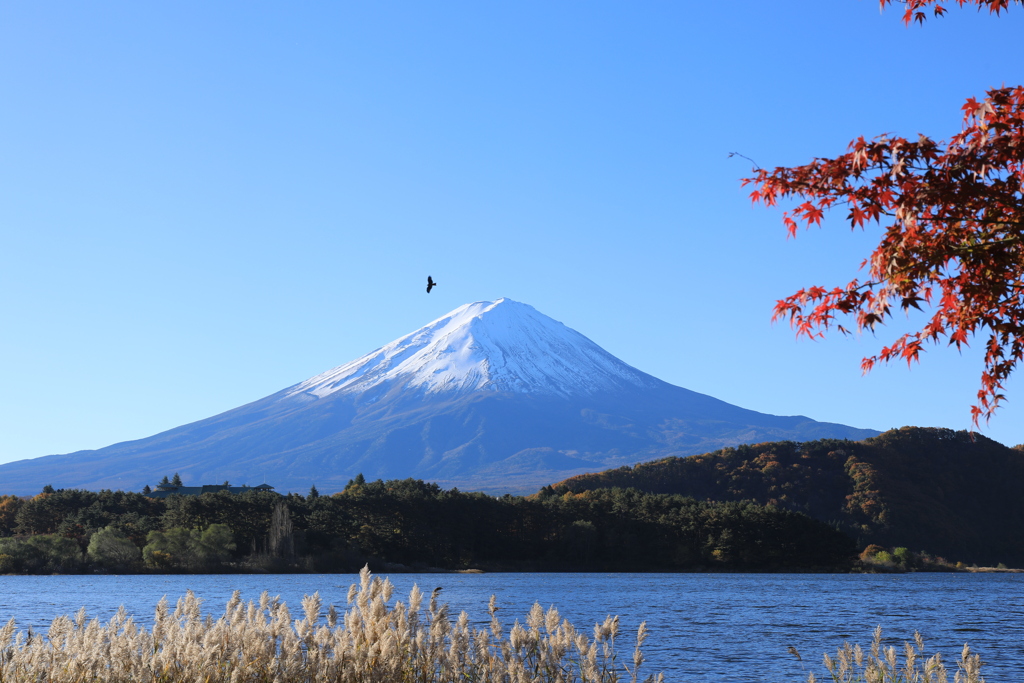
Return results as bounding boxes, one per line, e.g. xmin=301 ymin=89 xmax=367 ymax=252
xmin=553 ymin=427 xmax=1024 ymax=567
xmin=4 ymin=426 xmax=1009 ymax=575
xmin=0 ymin=477 xmax=854 ymax=574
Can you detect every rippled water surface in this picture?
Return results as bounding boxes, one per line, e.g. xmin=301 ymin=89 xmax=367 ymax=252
xmin=1 ymin=572 xmax=1022 ymax=681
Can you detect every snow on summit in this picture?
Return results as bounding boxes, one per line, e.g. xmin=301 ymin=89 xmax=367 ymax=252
xmin=286 ymin=298 xmax=657 ymax=400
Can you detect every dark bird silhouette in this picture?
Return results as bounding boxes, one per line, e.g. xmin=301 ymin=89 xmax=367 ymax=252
xmin=426 ymin=276 xmax=437 ymax=294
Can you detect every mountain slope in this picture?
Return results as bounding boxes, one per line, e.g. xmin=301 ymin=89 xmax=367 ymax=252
xmin=549 ymin=426 xmax=1024 ymax=566
xmin=0 ymin=299 xmax=878 ymax=495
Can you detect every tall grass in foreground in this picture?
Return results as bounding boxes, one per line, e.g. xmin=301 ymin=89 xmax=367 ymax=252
xmin=797 ymin=626 xmax=984 ymax=683
xmin=0 ymin=566 xmax=662 ymax=683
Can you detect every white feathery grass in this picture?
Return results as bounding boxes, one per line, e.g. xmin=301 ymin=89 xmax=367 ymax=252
xmin=809 ymin=627 xmax=983 ymax=683
xmin=0 ymin=566 xmax=660 ymax=683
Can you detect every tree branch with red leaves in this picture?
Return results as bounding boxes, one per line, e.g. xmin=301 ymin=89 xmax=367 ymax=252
xmin=744 ymin=86 xmax=1024 ymax=424
xmin=880 ymin=0 xmax=1020 ymax=25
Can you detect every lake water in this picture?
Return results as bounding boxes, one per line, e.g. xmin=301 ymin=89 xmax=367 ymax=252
xmin=1 ymin=572 xmax=1022 ymax=681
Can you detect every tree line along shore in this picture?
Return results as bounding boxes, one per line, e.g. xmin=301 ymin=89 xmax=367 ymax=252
xmin=1 ymin=426 xmax=1018 ymax=574
xmin=0 ymin=476 xmax=856 ymax=574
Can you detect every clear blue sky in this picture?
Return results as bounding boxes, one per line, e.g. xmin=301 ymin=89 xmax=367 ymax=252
xmin=2 ymin=1 xmax=1023 ymax=468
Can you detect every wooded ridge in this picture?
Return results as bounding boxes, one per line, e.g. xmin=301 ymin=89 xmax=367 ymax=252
xmin=552 ymin=427 xmax=1024 ymax=567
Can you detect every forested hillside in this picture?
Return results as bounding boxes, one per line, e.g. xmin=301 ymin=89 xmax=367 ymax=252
xmin=550 ymin=427 xmax=1024 ymax=567
xmin=0 ymin=478 xmax=854 ymax=573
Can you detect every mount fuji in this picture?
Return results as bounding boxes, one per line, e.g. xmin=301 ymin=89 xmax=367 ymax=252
xmin=0 ymin=299 xmax=878 ymax=495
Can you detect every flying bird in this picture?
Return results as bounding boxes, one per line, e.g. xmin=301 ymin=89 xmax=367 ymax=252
xmin=426 ymin=276 xmax=437 ymax=294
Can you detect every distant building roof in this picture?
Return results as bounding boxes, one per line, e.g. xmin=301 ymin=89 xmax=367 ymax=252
xmin=146 ymin=483 xmax=276 ymax=498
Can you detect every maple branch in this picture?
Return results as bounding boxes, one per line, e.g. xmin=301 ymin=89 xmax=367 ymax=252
xmin=748 ymin=83 xmax=1024 ymax=424
xmin=950 ymin=234 xmax=1024 ymax=251
xmin=728 ymin=152 xmax=762 ymax=172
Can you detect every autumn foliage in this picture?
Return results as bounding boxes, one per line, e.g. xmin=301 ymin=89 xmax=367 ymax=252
xmin=743 ymin=1 xmax=1023 ymax=423
xmin=554 ymin=427 xmax=1024 ymax=567
xmin=880 ymin=0 xmax=1020 ymax=24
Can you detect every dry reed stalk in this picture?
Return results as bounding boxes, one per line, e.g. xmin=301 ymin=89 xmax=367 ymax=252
xmin=808 ymin=626 xmax=984 ymax=683
xmin=0 ymin=566 xmax=663 ymax=683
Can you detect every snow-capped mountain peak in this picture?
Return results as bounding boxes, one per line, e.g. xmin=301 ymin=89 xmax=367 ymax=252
xmin=285 ymin=298 xmax=656 ymax=400
xmin=0 ymin=298 xmax=880 ymax=496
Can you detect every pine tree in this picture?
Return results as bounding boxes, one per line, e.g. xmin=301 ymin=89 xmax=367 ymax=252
xmin=344 ymin=473 xmax=366 ymax=493
xmin=171 ymin=473 xmax=183 ymax=487
xmin=308 ymin=485 xmax=319 ymax=499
